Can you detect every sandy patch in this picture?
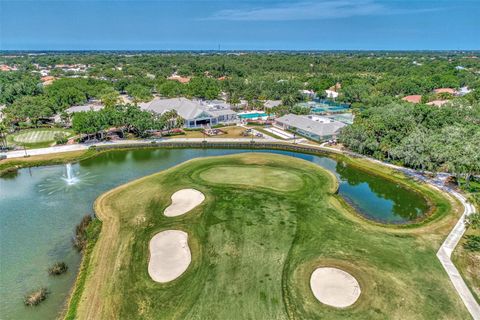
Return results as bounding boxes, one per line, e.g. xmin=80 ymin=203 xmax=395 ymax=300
xmin=164 ymin=189 xmax=205 ymax=217
xmin=148 ymin=230 xmax=191 ymax=283
xmin=310 ymin=267 xmax=361 ymax=308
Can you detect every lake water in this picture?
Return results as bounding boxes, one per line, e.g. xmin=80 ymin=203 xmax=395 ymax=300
xmin=0 ymin=148 xmax=428 ymax=319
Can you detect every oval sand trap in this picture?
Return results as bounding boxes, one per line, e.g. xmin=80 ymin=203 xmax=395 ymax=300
xmin=310 ymin=267 xmax=361 ymax=308
xmin=164 ymin=189 xmax=205 ymax=217
xmin=148 ymin=230 xmax=191 ymax=283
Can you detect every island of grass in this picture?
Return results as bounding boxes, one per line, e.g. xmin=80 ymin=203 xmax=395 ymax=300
xmin=67 ymin=153 xmax=469 ymax=319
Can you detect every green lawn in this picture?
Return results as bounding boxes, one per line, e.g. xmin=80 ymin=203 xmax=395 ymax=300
xmin=453 ymin=226 xmax=480 ymax=304
xmin=8 ymin=128 xmax=73 ymax=148
xmin=70 ymin=153 xmax=469 ymax=319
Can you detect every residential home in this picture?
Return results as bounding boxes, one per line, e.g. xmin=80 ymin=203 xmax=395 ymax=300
xmin=167 ymin=74 xmax=191 ymax=84
xmin=329 ymin=82 xmax=342 ymax=92
xmin=300 ymin=89 xmax=316 ymax=99
xmin=41 ymin=76 xmax=56 ymax=86
xmin=402 ymin=95 xmax=422 ymax=104
xmin=275 ymin=114 xmax=346 ymax=142
xmin=434 ymin=88 xmax=457 ymax=95
xmin=263 ymin=100 xmax=282 ymax=109
xmin=426 ymin=100 xmax=450 ymax=107
xmin=325 ymin=90 xmax=339 ymax=99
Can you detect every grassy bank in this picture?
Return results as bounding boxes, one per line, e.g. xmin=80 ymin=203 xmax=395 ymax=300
xmin=328 ymin=153 xmax=461 ymax=232
xmin=68 ymin=153 xmax=468 ymax=319
xmin=63 ymin=218 xmax=102 ymax=320
xmin=0 ymin=149 xmax=97 ymax=176
xmin=452 ymin=226 xmax=480 ymax=304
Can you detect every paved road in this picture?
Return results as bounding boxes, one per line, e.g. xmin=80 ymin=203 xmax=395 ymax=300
xmin=4 ymin=138 xmax=479 ymax=319
xmin=4 ymin=138 xmax=257 ymax=159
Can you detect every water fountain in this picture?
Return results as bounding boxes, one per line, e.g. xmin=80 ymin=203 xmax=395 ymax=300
xmin=63 ymin=163 xmax=79 ymax=185
xmin=38 ymin=163 xmax=94 ymax=195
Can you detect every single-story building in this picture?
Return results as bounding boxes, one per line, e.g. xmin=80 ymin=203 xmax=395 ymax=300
xmin=434 ymin=88 xmax=457 ymax=95
xmin=264 ymin=100 xmax=282 ymax=109
xmin=325 ymin=89 xmax=339 ymax=99
xmin=426 ymin=100 xmax=450 ymax=107
xmin=140 ymin=97 xmax=238 ymax=128
xmin=274 ymin=114 xmax=346 ymax=141
xmin=65 ymin=104 xmax=105 ymax=114
xmin=167 ymin=74 xmax=191 ymax=84
xmin=300 ymin=89 xmax=316 ymax=98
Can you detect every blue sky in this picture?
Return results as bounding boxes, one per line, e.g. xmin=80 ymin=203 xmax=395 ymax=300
xmin=0 ymin=0 xmax=478 ymax=50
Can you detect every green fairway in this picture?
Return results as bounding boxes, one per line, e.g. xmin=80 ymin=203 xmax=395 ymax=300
xmin=9 ymin=128 xmax=73 ymax=148
xmin=198 ymin=165 xmax=304 ymax=192
xmin=71 ymin=153 xmax=468 ymax=319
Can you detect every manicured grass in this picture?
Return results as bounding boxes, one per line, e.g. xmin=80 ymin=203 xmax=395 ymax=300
xmin=0 ymin=149 xmax=95 ymax=177
xmin=452 ymin=227 xmax=480 ymax=304
xmin=171 ymin=126 xmax=249 ymax=139
xmin=7 ymin=128 xmax=74 ymax=148
xmin=70 ymin=153 xmax=469 ymax=319
xmin=198 ymin=165 xmax=304 ymax=192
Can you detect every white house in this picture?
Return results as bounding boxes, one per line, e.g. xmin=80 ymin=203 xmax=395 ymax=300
xmin=325 ymin=90 xmax=339 ymax=99
xmin=275 ymin=114 xmax=346 ymax=141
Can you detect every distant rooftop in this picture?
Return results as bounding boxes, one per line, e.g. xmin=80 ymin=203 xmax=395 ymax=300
xmin=276 ymin=114 xmax=346 ymax=137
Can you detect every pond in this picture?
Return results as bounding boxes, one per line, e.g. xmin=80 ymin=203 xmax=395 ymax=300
xmin=0 ymin=148 xmax=428 ymax=319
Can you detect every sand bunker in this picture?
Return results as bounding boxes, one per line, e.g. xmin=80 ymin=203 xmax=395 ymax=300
xmin=310 ymin=267 xmax=361 ymax=308
xmin=148 ymin=230 xmax=191 ymax=283
xmin=164 ymin=189 xmax=205 ymax=217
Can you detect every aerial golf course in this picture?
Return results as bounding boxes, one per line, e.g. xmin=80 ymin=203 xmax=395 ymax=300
xmin=66 ymin=153 xmax=469 ymax=320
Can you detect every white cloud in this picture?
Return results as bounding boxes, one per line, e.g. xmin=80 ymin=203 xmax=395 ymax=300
xmin=205 ymin=0 xmax=439 ymax=21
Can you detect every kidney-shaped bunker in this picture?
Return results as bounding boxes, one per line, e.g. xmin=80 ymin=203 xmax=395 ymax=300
xmin=148 ymin=230 xmax=191 ymax=283
xmin=164 ymin=189 xmax=205 ymax=217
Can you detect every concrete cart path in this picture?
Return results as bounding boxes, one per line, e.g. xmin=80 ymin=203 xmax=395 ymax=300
xmin=4 ymin=137 xmax=479 ymax=319
xmin=317 ymin=142 xmax=480 ymax=320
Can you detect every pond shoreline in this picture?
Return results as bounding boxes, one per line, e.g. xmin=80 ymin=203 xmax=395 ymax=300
xmin=1 ymin=141 xmax=472 ymax=319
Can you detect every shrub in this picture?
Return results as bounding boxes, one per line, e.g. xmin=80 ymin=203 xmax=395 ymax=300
xmin=73 ymin=215 xmax=93 ymax=252
xmin=48 ymin=262 xmax=68 ymax=275
xmin=465 ymin=213 xmax=480 ymax=229
xmin=55 ymin=133 xmax=68 ymax=145
xmin=463 ymin=235 xmax=480 ymax=252
xmin=24 ymin=288 xmax=49 ymax=306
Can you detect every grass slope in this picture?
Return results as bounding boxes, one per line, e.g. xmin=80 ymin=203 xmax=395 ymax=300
xmin=69 ymin=153 xmax=468 ymax=319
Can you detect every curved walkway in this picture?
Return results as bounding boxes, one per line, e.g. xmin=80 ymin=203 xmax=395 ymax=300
xmin=4 ymin=137 xmax=479 ymax=319
xmin=318 ymin=143 xmax=480 ymax=320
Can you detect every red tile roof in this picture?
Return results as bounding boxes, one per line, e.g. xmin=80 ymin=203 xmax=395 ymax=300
xmin=434 ymin=88 xmax=456 ymax=94
xmin=402 ymin=95 xmax=422 ymax=104
xmin=167 ymin=75 xmax=191 ymax=83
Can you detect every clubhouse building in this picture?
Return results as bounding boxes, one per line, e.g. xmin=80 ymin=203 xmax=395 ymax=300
xmin=140 ymin=98 xmax=238 ymax=128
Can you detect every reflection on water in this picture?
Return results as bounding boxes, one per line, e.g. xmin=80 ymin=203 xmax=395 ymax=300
xmin=0 ymin=148 xmax=429 ymax=319
xmin=335 ymin=160 xmax=428 ymax=223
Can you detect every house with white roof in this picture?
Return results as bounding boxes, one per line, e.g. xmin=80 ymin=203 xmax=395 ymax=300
xmin=140 ymin=98 xmax=238 ymax=128
xmin=325 ymin=90 xmax=339 ymax=99
xmin=275 ymin=114 xmax=346 ymax=141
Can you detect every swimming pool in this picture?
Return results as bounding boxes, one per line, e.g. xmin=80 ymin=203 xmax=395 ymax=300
xmin=238 ymin=112 xmax=268 ymax=119
xmin=297 ymin=99 xmax=351 ymax=114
